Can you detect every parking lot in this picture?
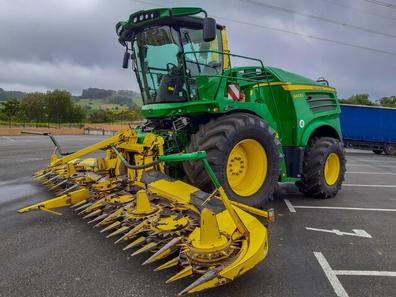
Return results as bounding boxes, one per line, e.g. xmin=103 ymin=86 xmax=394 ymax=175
xmin=0 ymin=135 xmax=395 ymax=297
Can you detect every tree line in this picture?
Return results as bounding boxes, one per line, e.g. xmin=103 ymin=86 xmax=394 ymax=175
xmin=0 ymin=90 xmax=85 ymax=123
xmin=0 ymin=90 xmax=142 ymax=124
xmin=2 ymin=90 xmax=395 ymax=125
xmin=340 ymin=94 xmax=396 ymax=107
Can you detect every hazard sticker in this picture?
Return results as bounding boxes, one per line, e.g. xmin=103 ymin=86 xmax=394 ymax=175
xmin=228 ymin=84 xmax=240 ymax=100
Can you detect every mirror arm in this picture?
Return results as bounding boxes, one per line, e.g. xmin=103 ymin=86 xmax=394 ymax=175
xmin=122 ymin=47 xmax=131 ymax=69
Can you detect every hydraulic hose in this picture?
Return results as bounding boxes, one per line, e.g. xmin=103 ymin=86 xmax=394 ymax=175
xmin=111 ymin=146 xmax=160 ymax=170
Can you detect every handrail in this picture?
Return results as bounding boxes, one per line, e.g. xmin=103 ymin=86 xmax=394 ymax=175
xmin=183 ymin=49 xmax=265 ymax=69
xmin=183 ymin=49 xmax=277 ymax=103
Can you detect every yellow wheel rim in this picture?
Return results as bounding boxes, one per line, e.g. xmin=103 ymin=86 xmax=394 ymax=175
xmin=226 ymin=139 xmax=267 ymax=197
xmin=324 ymin=153 xmax=341 ymax=186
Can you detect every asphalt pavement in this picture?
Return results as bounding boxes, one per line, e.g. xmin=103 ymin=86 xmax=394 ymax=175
xmin=0 ymin=135 xmax=395 ymax=297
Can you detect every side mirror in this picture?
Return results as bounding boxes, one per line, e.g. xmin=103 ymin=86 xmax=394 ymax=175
xmin=122 ymin=51 xmax=130 ymax=69
xmin=203 ymin=17 xmax=216 ymax=42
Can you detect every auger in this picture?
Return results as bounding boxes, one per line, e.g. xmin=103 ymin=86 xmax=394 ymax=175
xmin=18 ymin=129 xmax=274 ymax=294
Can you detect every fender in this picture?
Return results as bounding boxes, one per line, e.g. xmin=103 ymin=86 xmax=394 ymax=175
xmin=300 ymin=118 xmax=341 ymax=146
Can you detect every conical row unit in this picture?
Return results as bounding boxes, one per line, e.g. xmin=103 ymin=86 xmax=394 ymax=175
xmin=18 ymin=129 xmax=272 ymax=295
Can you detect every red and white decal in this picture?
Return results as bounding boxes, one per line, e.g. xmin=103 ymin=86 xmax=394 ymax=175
xmin=227 ymin=84 xmax=240 ymax=100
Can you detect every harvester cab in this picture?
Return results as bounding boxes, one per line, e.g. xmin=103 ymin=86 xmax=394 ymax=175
xmin=116 ymin=7 xmax=225 ymax=105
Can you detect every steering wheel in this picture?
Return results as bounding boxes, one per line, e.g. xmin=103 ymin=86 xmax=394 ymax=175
xmin=207 ymin=61 xmax=221 ymax=69
xmin=166 ymin=63 xmax=177 ymax=72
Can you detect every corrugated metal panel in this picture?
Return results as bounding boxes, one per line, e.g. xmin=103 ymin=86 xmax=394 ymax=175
xmin=340 ymin=104 xmax=396 ymax=143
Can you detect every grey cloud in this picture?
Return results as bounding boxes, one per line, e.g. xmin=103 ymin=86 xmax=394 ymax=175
xmin=0 ymin=0 xmax=395 ymax=98
xmin=0 ymin=59 xmax=136 ymax=94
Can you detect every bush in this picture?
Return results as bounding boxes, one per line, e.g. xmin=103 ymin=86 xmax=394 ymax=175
xmin=339 ymin=94 xmax=377 ymax=106
xmin=18 ymin=90 xmax=86 ymax=123
xmin=88 ymin=110 xmax=114 ymax=123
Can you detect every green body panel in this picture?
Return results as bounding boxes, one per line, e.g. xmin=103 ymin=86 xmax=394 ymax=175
xmin=300 ymin=115 xmax=341 ymax=144
xmin=141 ymin=65 xmax=340 ymax=147
xmin=270 ymin=67 xmax=322 ymax=85
xmin=117 ymin=7 xmax=343 ymax=182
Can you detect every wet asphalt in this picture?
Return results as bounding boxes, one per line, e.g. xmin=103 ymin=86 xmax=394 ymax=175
xmin=0 ymin=135 xmax=395 ymax=297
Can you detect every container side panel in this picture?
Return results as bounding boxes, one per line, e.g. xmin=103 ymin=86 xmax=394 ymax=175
xmin=340 ymin=105 xmax=396 ymax=143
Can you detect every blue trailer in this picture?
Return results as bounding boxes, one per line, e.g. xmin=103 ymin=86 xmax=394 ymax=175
xmin=340 ymin=104 xmax=396 ymax=155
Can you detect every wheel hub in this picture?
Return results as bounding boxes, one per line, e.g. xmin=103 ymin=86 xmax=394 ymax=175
xmin=226 ymin=139 xmax=267 ymax=197
xmin=324 ymin=153 xmax=341 ymax=186
xmin=228 ymin=152 xmax=247 ymax=182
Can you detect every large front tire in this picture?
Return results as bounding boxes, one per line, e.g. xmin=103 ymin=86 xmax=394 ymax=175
xmin=296 ymin=137 xmax=346 ymax=198
xmin=183 ymin=113 xmax=281 ymax=207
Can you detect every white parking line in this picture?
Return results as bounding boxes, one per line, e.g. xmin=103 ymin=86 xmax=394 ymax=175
xmin=1 ymin=136 xmax=16 ymax=142
xmin=284 ymin=198 xmax=296 ymax=212
xmin=284 ymin=199 xmax=396 ymax=213
xmin=306 ymin=227 xmax=372 ymax=238
xmin=314 ymin=252 xmax=396 ymax=297
xmin=343 ymin=183 xmax=396 ymax=188
xmin=348 ymin=164 xmax=396 ymax=168
xmin=314 ymin=252 xmax=348 ymax=297
xmin=333 ymin=270 xmax=396 ymax=277
xmin=349 ymin=158 xmax=396 ymax=164
xmin=347 ymin=171 xmax=396 ymax=175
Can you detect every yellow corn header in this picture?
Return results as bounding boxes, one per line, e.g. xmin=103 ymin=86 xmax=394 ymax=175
xmin=18 ymin=129 xmax=274 ymax=295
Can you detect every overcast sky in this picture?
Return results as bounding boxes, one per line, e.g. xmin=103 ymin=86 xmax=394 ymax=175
xmin=1 ymin=0 xmax=396 ymax=99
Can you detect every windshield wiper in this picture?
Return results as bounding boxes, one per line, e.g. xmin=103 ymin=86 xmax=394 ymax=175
xmin=184 ymin=32 xmax=201 ymax=73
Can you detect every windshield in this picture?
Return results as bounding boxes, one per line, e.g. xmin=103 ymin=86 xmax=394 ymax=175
xmin=181 ymin=27 xmax=223 ymax=77
xmin=132 ymin=25 xmax=223 ymax=104
xmin=133 ymin=26 xmax=186 ymax=104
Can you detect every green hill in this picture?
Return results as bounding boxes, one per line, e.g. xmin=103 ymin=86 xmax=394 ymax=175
xmin=0 ymin=88 xmax=26 ymax=101
xmin=0 ymin=87 xmax=142 ymax=111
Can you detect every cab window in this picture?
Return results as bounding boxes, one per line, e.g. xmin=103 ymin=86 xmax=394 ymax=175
xmin=180 ymin=28 xmax=223 ymax=76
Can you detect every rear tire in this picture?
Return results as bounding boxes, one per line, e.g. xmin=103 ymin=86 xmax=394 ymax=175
xmin=296 ymin=137 xmax=346 ymax=198
xmin=373 ymin=149 xmax=383 ymax=155
xmin=384 ymin=144 xmax=396 ymax=155
xmin=183 ymin=113 xmax=282 ymax=207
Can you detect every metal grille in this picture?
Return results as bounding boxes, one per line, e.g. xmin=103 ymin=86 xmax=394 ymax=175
xmin=307 ymin=93 xmax=337 ymax=113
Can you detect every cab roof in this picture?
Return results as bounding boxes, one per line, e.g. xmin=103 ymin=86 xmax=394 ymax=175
xmin=116 ymin=7 xmax=223 ymax=45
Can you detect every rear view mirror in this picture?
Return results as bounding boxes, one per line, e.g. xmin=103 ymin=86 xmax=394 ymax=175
xmin=122 ymin=51 xmax=130 ymax=69
xmin=203 ymin=17 xmax=216 ymax=42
